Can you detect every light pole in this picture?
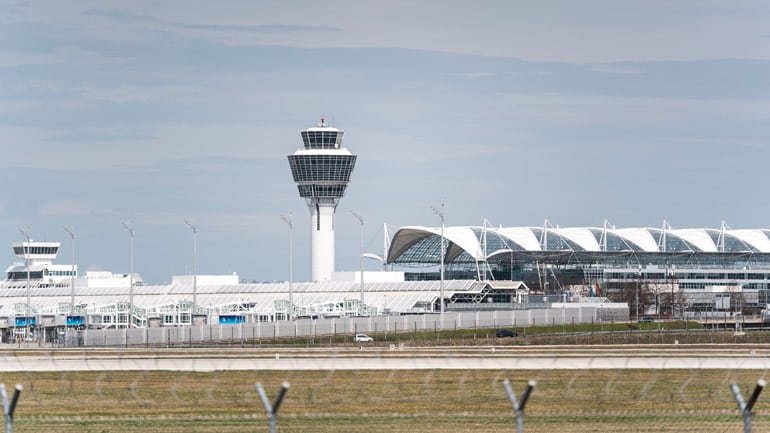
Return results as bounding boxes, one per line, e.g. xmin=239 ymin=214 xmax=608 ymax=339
xmin=122 ymin=222 xmax=134 ymax=328
xmin=351 ymin=211 xmax=365 ymax=314
xmin=19 ymin=229 xmax=31 ymax=333
xmin=670 ymin=263 xmax=676 ymax=319
xmin=431 ymin=202 xmax=445 ymax=330
xmin=280 ymin=214 xmax=294 ymax=320
xmin=185 ymin=219 xmax=197 ymax=318
xmin=64 ymin=226 xmax=76 ymax=316
xmin=636 ymin=265 xmax=642 ymax=322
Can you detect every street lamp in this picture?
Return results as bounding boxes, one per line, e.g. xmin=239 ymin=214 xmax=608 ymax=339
xmin=670 ymin=263 xmax=676 ymax=319
xmin=431 ymin=202 xmax=445 ymax=330
xmin=184 ymin=219 xmax=197 ymax=318
xmin=64 ymin=226 xmax=76 ymax=316
xmin=280 ymin=214 xmax=294 ymax=320
xmin=122 ymin=222 xmax=134 ymax=328
xmin=19 ymin=229 xmax=31 ymax=332
xmin=351 ymin=211 xmax=365 ymax=314
xmin=636 ymin=265 xmax=642 ymax=322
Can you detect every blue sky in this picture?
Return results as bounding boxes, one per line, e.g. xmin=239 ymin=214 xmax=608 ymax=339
xmin=2 ymin=1 xmax=769 ymax=283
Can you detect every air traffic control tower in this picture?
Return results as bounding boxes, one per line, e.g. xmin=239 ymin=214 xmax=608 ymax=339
xmin=288 ymin=118 xmax=357 ymax=282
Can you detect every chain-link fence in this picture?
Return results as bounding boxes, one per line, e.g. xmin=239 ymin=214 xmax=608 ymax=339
xmin=1 ymin=339 xmax=769 ymax=432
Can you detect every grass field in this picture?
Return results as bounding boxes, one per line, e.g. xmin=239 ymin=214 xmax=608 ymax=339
xmin=1 ymin=362 xmax=768 ymax=431
xmin=1 ymin=323 xmax=767 ymax=432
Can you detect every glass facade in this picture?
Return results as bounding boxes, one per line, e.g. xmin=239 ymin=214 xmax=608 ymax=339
xmin=8 ymin=271 xmax=44 ymax=280
xmin=588 ymin=228 xmax=644 ymax=251
xmin=394 ymin=233 xmax=443 ymax=264
xmin=288 ymin=155 xmax=356 ymax=183
xmin=297 ymin=184 xmax=348 ymax=198
xmin=705 ymin=230 xmax=757 ymax=252
xmin=288 ymin=153 xmax=357 ymax=199
xmin=13 ymin=246 xmax=58 ymax=255
xmin=390 ymin=227 xmax=770 ymax=299
xmin=470 ymin=228 xmax=524 ymax=252
xmin=649 ymin=230 xmax=696 ymax=252
xmin=301 ymin=130 xmax=344 ymax=149
xmin=530 ymin=229 xmax=583 ymax=251
xmin=7 ymin=269 xmax=74 ymax=280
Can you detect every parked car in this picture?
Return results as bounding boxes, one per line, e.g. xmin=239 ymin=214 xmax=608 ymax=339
xmin=495 ymin=329 xmax=518 ymax=338
xmin=354 ymin=334 xmax=373 ymax=343
xmin=637 ymin=316 xmax=654 ymax=323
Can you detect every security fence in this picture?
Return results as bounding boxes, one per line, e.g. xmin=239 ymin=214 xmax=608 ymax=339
xmin=50 ymin=305 xmax=628 ymax=348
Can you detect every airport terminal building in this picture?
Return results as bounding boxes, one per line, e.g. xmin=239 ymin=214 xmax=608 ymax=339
xmin=387 ymin=222 xmax=770 ymax=314
xmin=4 ymin=121 xmax=761 ymax=340
xmin=0 ymin=239 xmax=549 ymax=339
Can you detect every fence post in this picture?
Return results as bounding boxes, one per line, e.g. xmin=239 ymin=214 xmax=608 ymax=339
xmin=503 ymin=379 xmax=536 ymax=433
xmin=731 ymin=379 xmax=765 ymax=433
xmin=0 ymin=384 xmax=22 ymax=433
xmin=256 ymin=382 xmax=290 ymax=433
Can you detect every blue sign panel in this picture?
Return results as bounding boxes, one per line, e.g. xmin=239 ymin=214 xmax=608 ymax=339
xmin=15 ymin=317 xmax=36 ymax=327
xmin=218 ymin=315 xmax=245 ymax=325
xmin=66 ymin=316 xmax=85 ymax=327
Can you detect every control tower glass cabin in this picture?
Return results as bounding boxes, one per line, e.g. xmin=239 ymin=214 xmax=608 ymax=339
xmin=288 ymin=118 xmax=357 ymax=281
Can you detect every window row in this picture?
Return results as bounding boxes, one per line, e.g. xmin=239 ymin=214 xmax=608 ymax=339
xmin=289 ymin=155 xmax=356 ymax=182
xmin=604 ymin=272 xmax=770 ymax=281
xmin=297 ymin=184 xmax=348 ymax=198
xmin=301 ymin=131 xmax=343 ymax=149
xmin=13 ymin=246 xmax=59 ymax=255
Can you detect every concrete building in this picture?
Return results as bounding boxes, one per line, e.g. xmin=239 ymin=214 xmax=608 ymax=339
xmin=387 ymin=221 xmax=770 ymax=316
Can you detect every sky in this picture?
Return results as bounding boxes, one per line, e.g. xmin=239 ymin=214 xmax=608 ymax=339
xmin=1 ymin=1 xmax=769 ymax=284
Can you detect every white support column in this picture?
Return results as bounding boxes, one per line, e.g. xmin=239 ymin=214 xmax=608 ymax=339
xmin=309 ymin=200 xmax=336 ymax=282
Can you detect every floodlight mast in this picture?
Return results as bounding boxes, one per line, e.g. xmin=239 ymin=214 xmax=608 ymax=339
xmin=351 ymin=211 xmax=365 ymax=313
xmin=64 ymin=226 xmax=75 ymax=316
xmin=122 ymin=222 xmax=134 ymax=328
xmin=280 ymin=214 xmax=294 ymax=320
xmin=18 ymin=229 xmax=31 ymax=332
xmin=184 ymin=219 xmax=197 ymax=317
xmin=431 ymin=202 xmax=445 ymax=330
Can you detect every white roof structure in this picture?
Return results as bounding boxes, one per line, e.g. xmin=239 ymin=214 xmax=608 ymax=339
xmin=0 ymin=279 xmax=517 ymax=317
xmin=388 ymin=224 xmax=770 ymax=264
xmin=720 ymin=229 xmax=770 ymax=252
xmin=553 ymin=227 xmax=601 ymax=251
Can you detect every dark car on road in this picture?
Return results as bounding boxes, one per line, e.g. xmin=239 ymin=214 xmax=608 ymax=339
xmin=495 ymin=329 xmax=518 ymax=338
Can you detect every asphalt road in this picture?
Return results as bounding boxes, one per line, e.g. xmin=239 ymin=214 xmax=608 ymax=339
xmin=1 ymin=345 xmax=768 ymax=371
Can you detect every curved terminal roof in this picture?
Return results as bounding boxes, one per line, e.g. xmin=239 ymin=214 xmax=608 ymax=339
xmin=388 ymin=225 xmax=770 ymax=264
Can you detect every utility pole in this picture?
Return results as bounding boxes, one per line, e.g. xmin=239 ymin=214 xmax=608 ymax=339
xmin=431 ymin=202 xmax=445 ymax=330
xmin=352 ymin=211 xmax=365 ymax=314
xmin=280 ymin=214 xmax=294 ymax=320
xmin=64 ymin=226 xmax=75 ymax=316
xmin=122 ymin=222 xmax=134 ymax=328
xmin=636 ymin=265 xmax=641 ymax=321
xmin=19 ymin=229 xmax=31 ymax=338
xmin=185 ymin=219 xmax=197 ymax=318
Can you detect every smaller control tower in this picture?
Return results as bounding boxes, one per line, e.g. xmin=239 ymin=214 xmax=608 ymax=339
xmin=288 ymin=118 xmax=357 ymax=281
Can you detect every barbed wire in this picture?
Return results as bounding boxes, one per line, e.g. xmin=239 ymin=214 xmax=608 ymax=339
xmin=0 ymin=345 xmax=769 ymax=432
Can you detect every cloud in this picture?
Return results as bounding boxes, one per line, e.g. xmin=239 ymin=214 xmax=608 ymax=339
xmin=47 ymin=128 xmax=154 ymax=143
xmin=39 ymin=200 xmax=100 ymax=217
xmin=172 ymin=23 xmax=341 ymax=34
xmin=586 ymin=64 xmax=647 ymax=74
xmin=83 ymin=10 xmax=160 ymax=24
xmin=83 ymin=9 xmax=341 ymax=39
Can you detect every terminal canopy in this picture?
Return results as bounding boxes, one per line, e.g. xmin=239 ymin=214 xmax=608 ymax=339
xmin=387 ymin=225 xmax=770 ymax=265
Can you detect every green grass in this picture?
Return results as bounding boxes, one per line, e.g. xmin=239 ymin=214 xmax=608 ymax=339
xmin=4 ymin=322 xmax=768 ymax=431
xmin=2 ymin=367 xmax=769 ymax=432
